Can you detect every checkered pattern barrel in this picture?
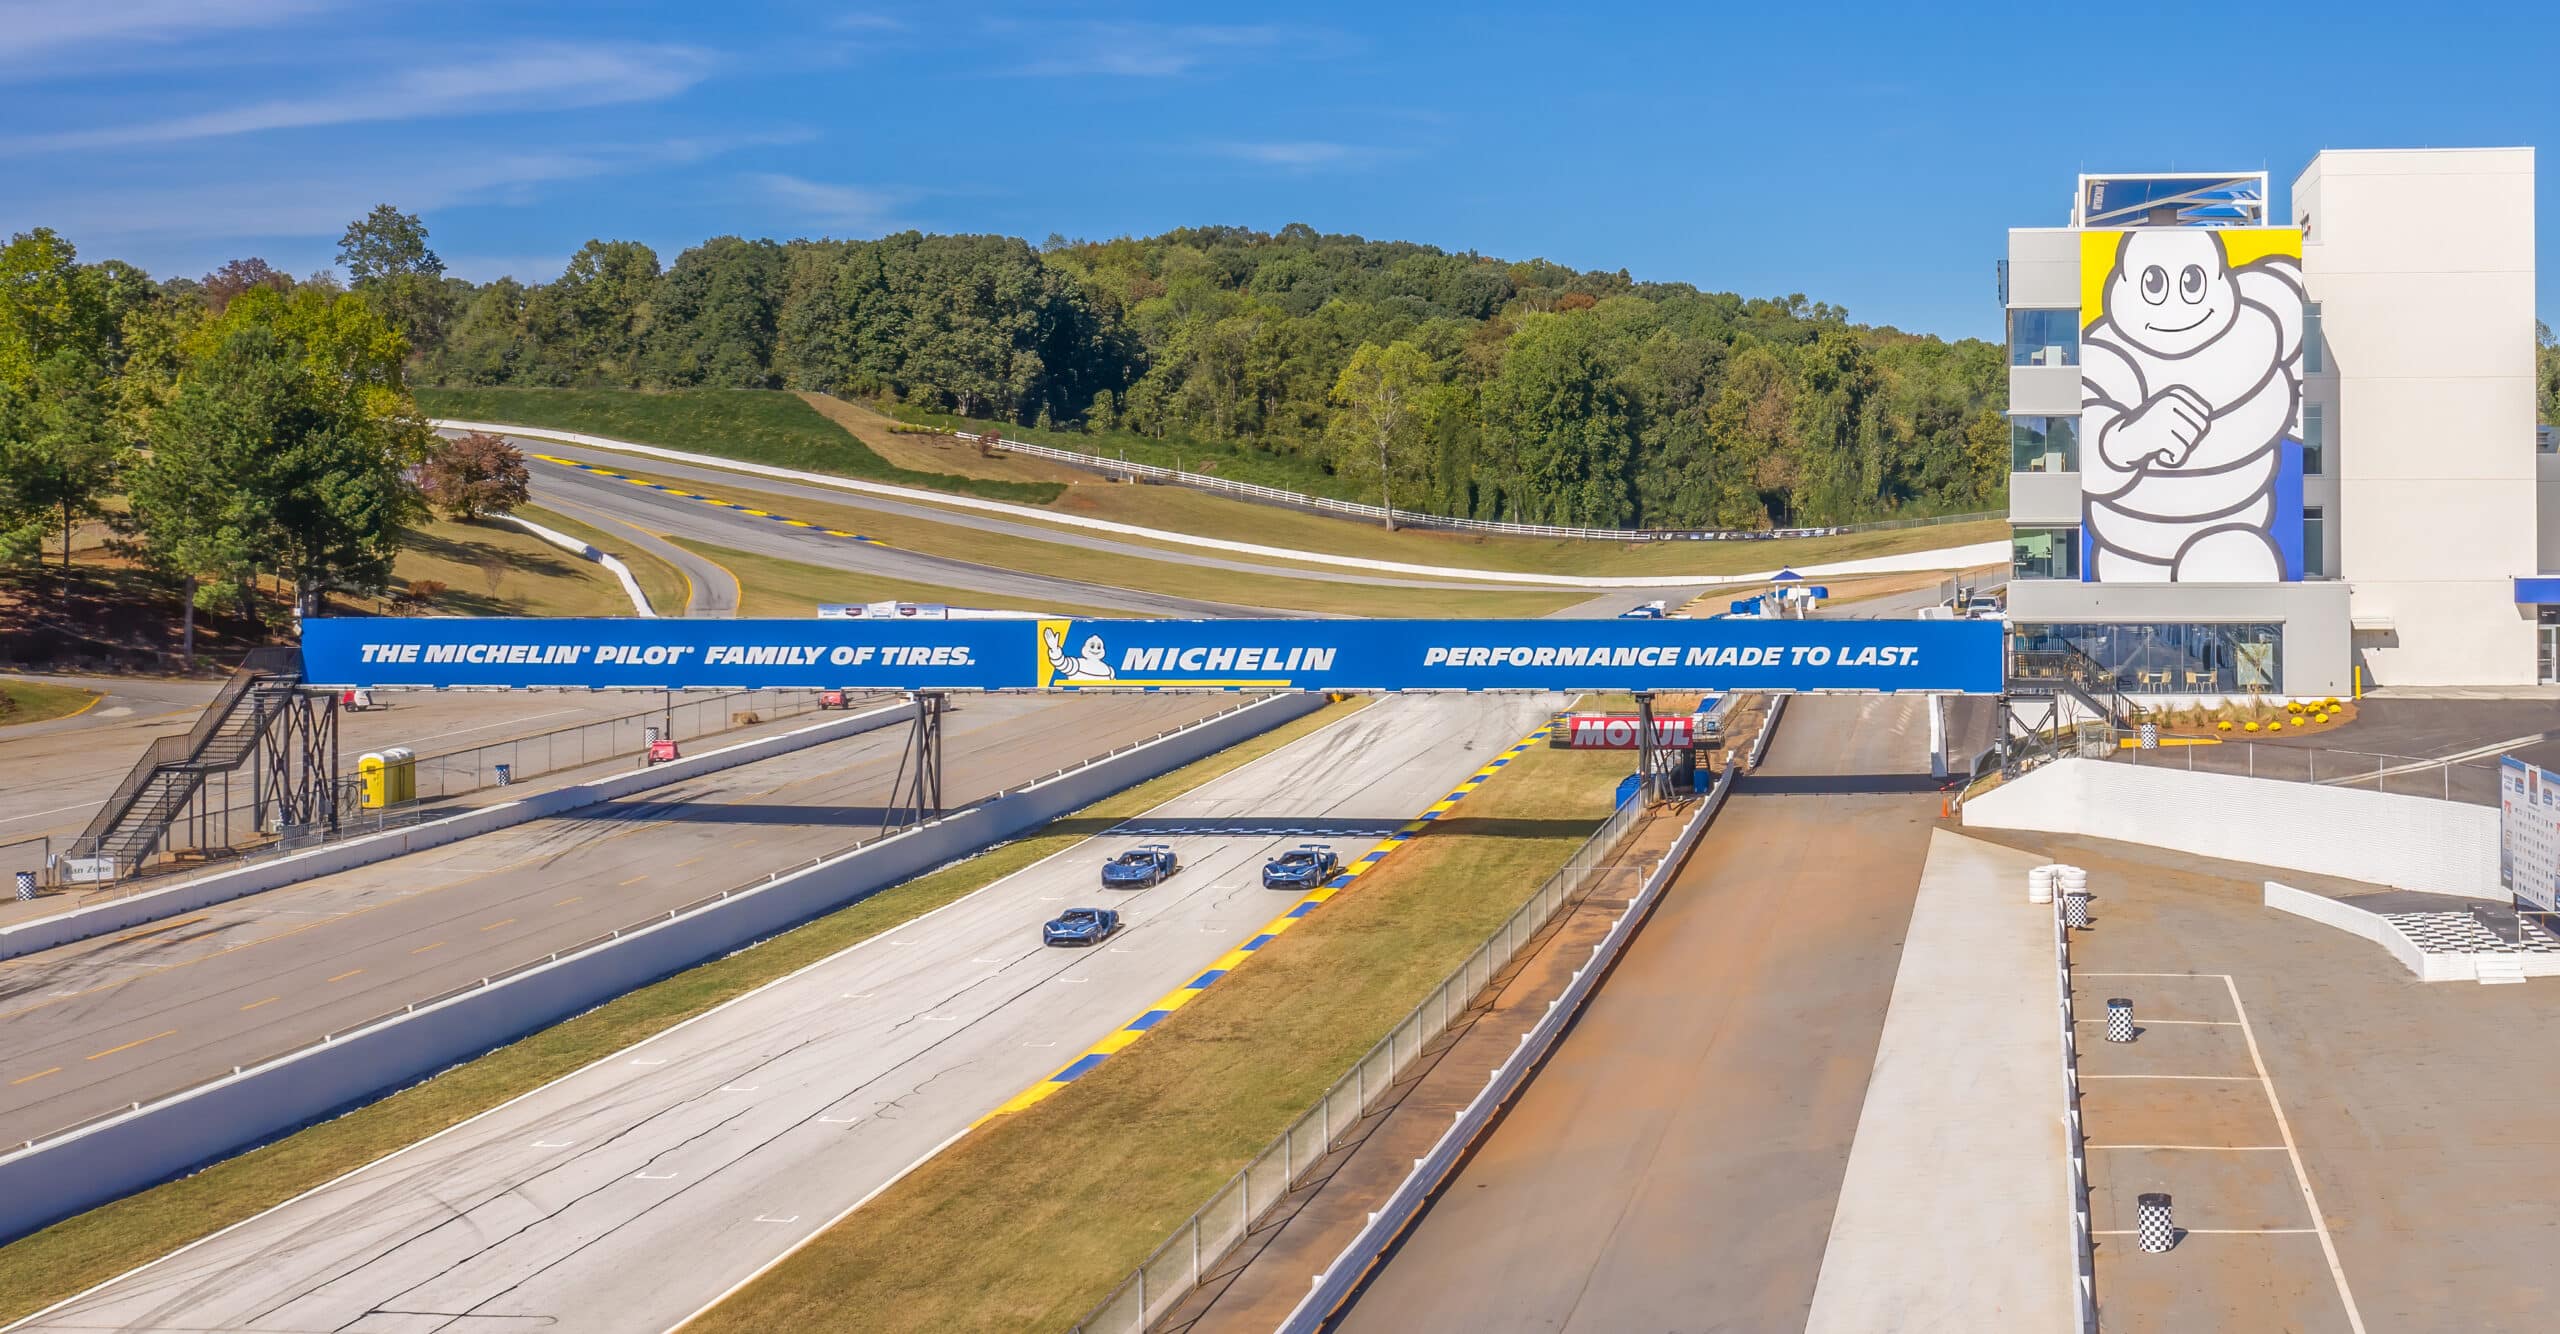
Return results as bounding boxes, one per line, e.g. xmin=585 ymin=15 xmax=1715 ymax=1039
xmin=2062 ymin=886 xmax=2092 ymax=928
xmin=12 ymin=871 xmax=30 ymax=901
xmin=2106 ymin=998 xmax=2135 ymax=1042
xmin=2137 ymin=1192 xmax=2176 ymax=1252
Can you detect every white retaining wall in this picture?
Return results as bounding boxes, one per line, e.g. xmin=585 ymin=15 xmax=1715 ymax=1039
xmin=497 ymin=512 xmax=654 ymax=616
xmin=1963 ymin=758 xmax=2500 ymax=898
xmin=437 ymin=419 xmax=2001 ymax=591
xmin=2261 ymin=881 xmax=2430 ymax=977
xmin=0 ymin=693 xmax=1320 ymax=1243
xmin=0 ymin=704 xmax=909 ymax=962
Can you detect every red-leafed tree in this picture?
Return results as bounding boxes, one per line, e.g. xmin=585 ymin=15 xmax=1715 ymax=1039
xmin=420 ymin=431 xmax=529 ymax=520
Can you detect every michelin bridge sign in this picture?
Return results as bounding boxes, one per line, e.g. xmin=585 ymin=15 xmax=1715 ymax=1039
xmin=301 ymin=617 xmax=2004 ymax=695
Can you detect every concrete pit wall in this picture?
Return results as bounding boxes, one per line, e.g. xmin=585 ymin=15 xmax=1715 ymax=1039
xmin=0 ymin=693 xmax=1323 ymax=1243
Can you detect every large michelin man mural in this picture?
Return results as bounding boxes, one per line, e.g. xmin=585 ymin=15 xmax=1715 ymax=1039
xmin=2079 ymin=228 xmax=2305 ymax=582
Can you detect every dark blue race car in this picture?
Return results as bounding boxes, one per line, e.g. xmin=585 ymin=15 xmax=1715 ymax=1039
xmin=1261 ymin=844 xmax=1341 ymax=890
xmin=1042 ymin=907 xmax=1121 ymax=947
xmin=1101 ymin=844 xmax=1179 ymax=889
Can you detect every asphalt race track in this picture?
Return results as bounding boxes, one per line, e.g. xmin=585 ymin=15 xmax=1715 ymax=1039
xmin=14 ymin=693 xmax=1562 ymax=1334
xmin=1336 ymin=694 xmax=1946 ymax=1333
xmin=0 ymin=693 xmax=1234 ymax=1146
xmin=518 ymin=445 xmax=1276 ymax=619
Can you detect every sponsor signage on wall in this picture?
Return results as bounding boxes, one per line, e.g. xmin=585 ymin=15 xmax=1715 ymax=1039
xmin=1549 ymin=715 xmax=1695 ymax=751
xmin=302 ymin=617 xmax=2006 ymax=695
xmin=2498 ymin=757 xmax=2560 ymax=912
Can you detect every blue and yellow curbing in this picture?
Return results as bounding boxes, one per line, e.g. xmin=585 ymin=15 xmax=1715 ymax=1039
xmin=531 ymin=454 xmax=888 ymax=546
xmin=977 ymin=723 xmax=1554 ymax=1122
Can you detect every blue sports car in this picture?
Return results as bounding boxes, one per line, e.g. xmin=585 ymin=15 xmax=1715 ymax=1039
xmin=1101 ymin=844 xmax=1179 ymax=889
xmin=1261 ymin=844 xmax=1342 ymax=890
xmin=1042 ymin=907 xmax=1122 ymax=947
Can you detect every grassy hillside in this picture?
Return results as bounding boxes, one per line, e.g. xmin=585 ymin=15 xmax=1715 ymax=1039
xmin=430 ymin=386 xmax=2002 ymax=581
xmin=416 ymin=387 xmax=1065 ymax=506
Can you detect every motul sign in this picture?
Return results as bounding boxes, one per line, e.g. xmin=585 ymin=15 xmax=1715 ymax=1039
xmin=1551 ymin=715 xmax=1694 ymax=750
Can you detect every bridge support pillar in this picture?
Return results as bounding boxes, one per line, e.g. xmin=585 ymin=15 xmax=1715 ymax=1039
xmin=1929 ymin=693 xmax=1948 ymax=781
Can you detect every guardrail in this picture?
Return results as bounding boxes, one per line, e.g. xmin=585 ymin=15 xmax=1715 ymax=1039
xmin=1271 ymin=712 xmax=1760 ymax=1333
xmin=0 ymin=693 xmax=1321 ymax=1243
xmin=2055 ymin=882 xmax=2100 ymax=1331
xmin=957 ymin=430 xmax=1996 ymax=544
xmin=1072 ymin=769 xmax=1656 ymax=1334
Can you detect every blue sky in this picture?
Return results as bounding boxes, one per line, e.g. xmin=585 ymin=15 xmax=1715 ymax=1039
xmin=3 ymin=0 xmax=2551 ymax=341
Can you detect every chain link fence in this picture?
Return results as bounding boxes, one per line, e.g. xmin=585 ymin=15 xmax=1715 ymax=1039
xmin=1073 ymin=792 xmax=1655 ymax=1333
xmin=399 ymin=689 xmax=833 ymax=800
xmin=2119 ymin=739 xmax=2502 ymax=806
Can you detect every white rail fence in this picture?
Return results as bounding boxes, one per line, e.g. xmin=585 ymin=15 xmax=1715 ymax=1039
xmin=2055 ymin=882 xmax=2100 ymax=1332
xmin=956 ymin=430 xmax=1995 ymax=544
xmin=1069 ymin=782 xmax=1654 ymax=1333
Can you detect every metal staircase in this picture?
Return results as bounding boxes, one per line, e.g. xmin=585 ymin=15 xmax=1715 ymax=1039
xmin=67 ymin=647 xmax=330 ymax=875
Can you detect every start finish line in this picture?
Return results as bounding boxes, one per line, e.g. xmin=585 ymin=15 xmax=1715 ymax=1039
xmin=303 ymin=617 xmax=2003 ymax=695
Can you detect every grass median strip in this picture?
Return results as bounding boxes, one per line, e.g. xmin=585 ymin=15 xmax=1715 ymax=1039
xmin=666 ymin=539 xmax=1121 ymax=621
xmin=0 ymin=679 xmax=101 ymax=728
xmin=604 ymin=467 xmax=1582 ymax=619
xmin=684 ymin=735 xmax=1626 ymax=1334
xmin=0 ymin=697 xmax=1369 ymax=1325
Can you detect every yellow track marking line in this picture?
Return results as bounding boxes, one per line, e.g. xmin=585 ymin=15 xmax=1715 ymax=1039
xmin=326 ymin=968 xmax=363 ymax=984
xmin=86 ymin=1029 xmax=177 ymax=1061
xmin=9 ymin=1066 xmax=61 ymax=1085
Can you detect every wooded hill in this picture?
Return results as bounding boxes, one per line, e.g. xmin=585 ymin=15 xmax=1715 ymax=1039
xmin=422 ymin=224 xmax=2013 ymax=529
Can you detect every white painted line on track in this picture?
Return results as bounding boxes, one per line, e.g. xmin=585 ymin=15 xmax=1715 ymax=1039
xmin=630 ymin=1058 xmax=669 ymax=1066
xmin=2093 ymin=1227 xmax=2318 ymax=1236
xmin=2086 ymin=1144 xmax=2287 ymax=1152
xmin=2223 ymin=973 xmax=2366 ymax=1333
xmin=718 ymin=1085 xmax=758 ymax=1092
xmin=2078 ymin=1073 xmax=2257 ymax=1080
xmin=532 ymin=1140 xmax=575 ymax=1148
xmin=755 ymin=1215 xmax=800 ymax=1224
xmin=635 ymin=1171 xmax=678 ymax=1181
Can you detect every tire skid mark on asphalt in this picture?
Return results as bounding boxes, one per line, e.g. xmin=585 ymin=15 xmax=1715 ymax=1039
xmin=977 ymin=722 xmax=1555 ymax=1122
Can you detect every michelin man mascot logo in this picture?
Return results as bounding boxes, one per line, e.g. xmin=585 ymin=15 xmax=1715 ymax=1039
xmin=1043 ymin=624 xmax=1114 ymax=683
xmin=2081 ymin=230 xmax=2304 ymax=582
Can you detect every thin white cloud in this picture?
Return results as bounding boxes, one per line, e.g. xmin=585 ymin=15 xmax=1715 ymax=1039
xmin=749 ymin=173 xmax=915 ymax=231
xmin=832 ymin=12 xmax=906 ymax=32
xmin=16 ymin=43 xmax=717 ymax=153
xmin=1212 ymin=141 xmax=1369 ymax=169
xmin=6 ymin=133 xmax=774 ymax=247
xmin=0 ymin=0 xmax=337 ymax=67
xmin=1002 ymin=21 xmax=1288 ymax=77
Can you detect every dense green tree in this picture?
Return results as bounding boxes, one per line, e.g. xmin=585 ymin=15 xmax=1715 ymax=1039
xmin=644 ymin=236 xmax=784 ymax=388
xmin=135 ymin=288 xmax=429 ymax=617
xmin=0 ymin=349 xmax=121 ymax=564
xmin=1325 ymin=341 xmax=1434 ymax=529
xmin=337 ymin=205 xmax=451 ymax=350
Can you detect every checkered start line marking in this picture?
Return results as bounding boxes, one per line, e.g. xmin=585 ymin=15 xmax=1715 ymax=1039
xmin=975 ymin=724 xmax=1554 ymax=1123
xmin=531 ymin=454 xmax=889 ymax=546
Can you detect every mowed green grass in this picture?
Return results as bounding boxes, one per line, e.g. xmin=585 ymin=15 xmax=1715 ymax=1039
xmin=391 ymin=516 xmax=635 ymax=617
xmin=416 ymin=387 xmax=1064 ymax=505
xmin=667 ymin=538 xmax=1122 ymax=620
xmin=690 ymin=736 xmax=1627 ymax=1333
xmin=0 ymin=678 xmax=101 ymax=727
xmin=425 ymin=387 xmax=1999 ymax=581
xmin=0 ymin=698 xmax=1370 ymax=1326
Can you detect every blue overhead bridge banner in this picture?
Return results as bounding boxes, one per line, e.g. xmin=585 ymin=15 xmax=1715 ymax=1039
xmin=300 ymin=616 xmax=2005 ymax=694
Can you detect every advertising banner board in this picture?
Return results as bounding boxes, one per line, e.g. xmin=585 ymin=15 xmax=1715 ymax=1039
xmin=1549 ymin=716 xmax=1696 ymax=750
xmin=2499 ymin=757 xmax=2560 ymax=912
xmin=300 ymin=616 xmax=2006 ymax=695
